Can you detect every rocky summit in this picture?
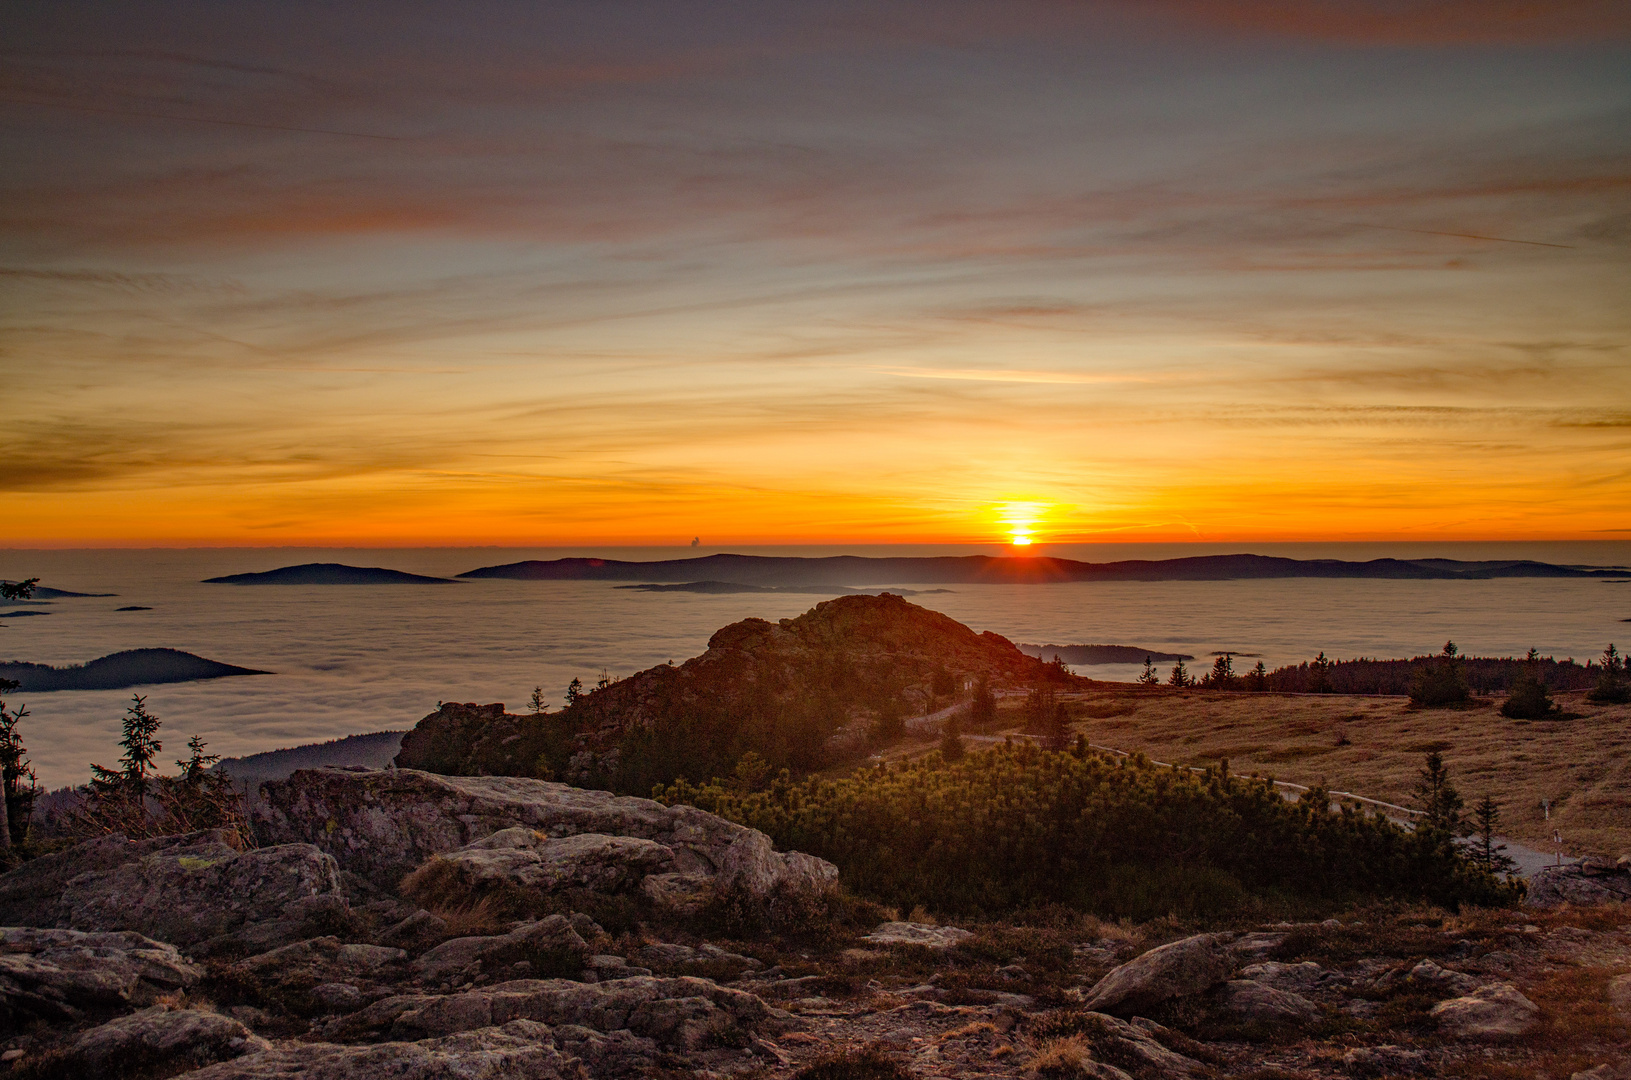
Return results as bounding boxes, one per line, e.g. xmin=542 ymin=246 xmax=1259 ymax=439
xmin=393 ymin=592 xmax=1071 ymax=784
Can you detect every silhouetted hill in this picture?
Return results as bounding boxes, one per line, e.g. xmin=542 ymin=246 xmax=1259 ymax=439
xmin=214 ymin=731 xmax=405 ymax=786
xmin=396 ymin=592 xmax=1074 ymax=792
xmin=203 ymin=562 xmax=456 ymax=585
xmin=615 ymin=580 xmax=946 ymax=596
xmin=1021 ymin=643 xmax=1194 ymax=664
xmin=0 ymin=648 xmax=269 ymax=691
xmin=459 ymin=552 xmax=1624 ymax=586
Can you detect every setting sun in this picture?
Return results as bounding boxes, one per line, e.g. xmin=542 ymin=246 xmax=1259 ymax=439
xmin=997 ymin=501 xmax=1049 ymax=547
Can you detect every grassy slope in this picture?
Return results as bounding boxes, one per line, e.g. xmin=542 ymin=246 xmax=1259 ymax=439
xmin=879 ymin=686 xmax=1630 ymax=857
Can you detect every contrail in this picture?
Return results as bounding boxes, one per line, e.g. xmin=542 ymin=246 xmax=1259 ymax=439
xmin=1342 ymin=220 xmax=1574 ymax=249
xmin=0 ymin=95 xmax=405 ymax=141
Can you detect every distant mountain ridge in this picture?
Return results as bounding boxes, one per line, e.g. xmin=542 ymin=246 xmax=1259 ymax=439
xmin=615 ymin=580 xmax=947 ymax=596
xmin=214 ymin=730 xmax=405 ymax=787
xmin=0 ymin=648 xmax=269 ymax=691
xmin=1021 ymin=643 xmax=1195 ymax=665
xmin=204 ymin=562 xmax=456 ymax=585
xmin=458 ymin=552 xmax=1625 ymax=586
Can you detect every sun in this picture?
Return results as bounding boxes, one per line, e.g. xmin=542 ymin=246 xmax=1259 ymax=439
xmin=996 ymin=501 xmax=1048 ymax=548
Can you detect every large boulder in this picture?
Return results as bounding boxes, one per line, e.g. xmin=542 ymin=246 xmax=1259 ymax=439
xmin=1067 ymin=1013 xmax=1207 ymax=1078
xmin=387 ymin=975 xmax=778 ymax=1050
xmin=0 ymin=927 xmax=199 ymax=1028
xmin=254 ymin=768 xmax=837 ymax=912
xmin=1430 ymin=982 xmax=1540 ymax=1038
xmin=1211 ymin=979 xmax=1320 ymax=1025
xmin=180 ymin=1019 xmax=613 ymax=1079
xmin=1527 ymin=863 xmax=1631 ymax=907
xmin=861 ymin=921 xmax=973 ymax=949
xmin=1081 ymin=933 xmax=1238 ymax=1017
xmin=71 ymin=1004 xmax=269 ymax=1073
xmin=411 ymin=915 xmax=594 ymax=984
xmin=0 ymin=830 xmax=346 ymax=951
xmin=1610 ymin=972 xmax=1631 ymax=1021
xmin=0 ymin=831 xmax=238 ymax=927
xmin=321 ymin=974 xmax=780 ymax=1056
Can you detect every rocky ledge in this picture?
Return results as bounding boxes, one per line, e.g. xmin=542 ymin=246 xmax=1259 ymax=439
xmin=254 ymin=766 xmax=837 ymax=914
xmin=0 ymin=764 xmax=1623 ymax=1079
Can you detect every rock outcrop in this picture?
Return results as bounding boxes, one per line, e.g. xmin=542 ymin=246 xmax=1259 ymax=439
xmin=180 ymin=1019 xmax=600 ymax=1079
xmin=392 ymin=593 xmax=1068 ymax=781
xmin=0 ymin=927 xmax=199 ymax=1026
xmin=862 ymin=921 xmax=974 ymax=949
xmin=1081 ymin=933 xmax=1237 ymax=1016
xmin=255 ymin=767 xmax=837 ymax=913
xmin=0 ymin=830 xmax=346 ymax=950
xmin=70 ymin=1004 xmax=269 ymax=1073
xmin=1431 ymin=982 xmax=1540 ymax=1038
xmin=410 ymin=915 xmax=595 ymax=984
xmin=1527 ymin=861 xmax=1631 ymax=907
xmin=385 ymin=974 xmax=778 ymax=1048
xmin=1070 ymin=1013 xmax=1207 ymax=1077
xmin=1211 ymin=978 xmax=1320 ymax=1024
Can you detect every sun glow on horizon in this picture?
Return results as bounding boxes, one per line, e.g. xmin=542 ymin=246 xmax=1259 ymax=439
xmin=996 ymin=501 xmax=1050 ymax=548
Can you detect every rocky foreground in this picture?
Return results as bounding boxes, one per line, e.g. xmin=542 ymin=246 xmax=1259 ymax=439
xmin=0 ymin=767 xmax=1626 ymax=1079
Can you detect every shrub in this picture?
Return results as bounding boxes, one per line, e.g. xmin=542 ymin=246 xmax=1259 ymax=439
xmin=657 ymin=744 xmax=1519 ymax=918
xmin=1500 ymin=668 xmax=1558 ymax=719
xmin=1409 ymin=643 xmax=1470 ymax=707
xmin=1587 ymin=644 xmax=1629 ymax=704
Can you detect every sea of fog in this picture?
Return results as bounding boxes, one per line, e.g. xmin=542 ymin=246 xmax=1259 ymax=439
xmin=2 ymin=542 xmax=1628 ymax=788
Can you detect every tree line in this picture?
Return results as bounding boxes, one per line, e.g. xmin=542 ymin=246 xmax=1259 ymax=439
xmin=1131 ymin=642 xmax=1627 ymax=707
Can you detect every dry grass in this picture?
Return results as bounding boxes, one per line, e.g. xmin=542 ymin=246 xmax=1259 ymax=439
xmin=906 ymin=687 xmax=1631 ymax=856
xmin=1028 ymin=1035 xmax=1098 ymax=1078
xmin=790 ymin=1045 xmax=914 ymax=1080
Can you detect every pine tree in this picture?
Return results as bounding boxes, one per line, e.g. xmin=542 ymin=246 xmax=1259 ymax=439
xmin=1410 ymin=642 xmax=1470 ymax=707
xmin=528 ymin=686 xmax=547 ymax=713
xmin=1137 ymin=657 xmax=1159 ymax=686
xmin=0 ymin=696 xmax=37 ymax=848
xmin=565 ymin=677 xmax=584 ymax=707
xmin=1043 ymin=699 xmax=1071 ymax=753
xmin=1202 ymin=653 xmax=1235 ymax=689
xmin=1024 ymin=684 xmax=1058 ymax=733
xmin=968 ymin=675 xmax=997 ymax=729
xmin=1501 ymin=666 xmax=1557 ymax=719
xmin=1167 ymin=659 xmax=1192 ymax=687
xmin=1244 ymin=660 xmax=1269 ymax=692
xmin=1412 ymin=751 xmax=1465 ymax=844
xmin=1588 ymin=644 xmax=1629 ymax=704
xmin=1468 ymin=794 xmax=1518 ymax=877
xmin=110 ymin=695 xmax=163 ymax=795
xmin=1308 ymin=651 xmax=1333 ymax=694
xmin=939 ymin=712 xmax=966 ymax=762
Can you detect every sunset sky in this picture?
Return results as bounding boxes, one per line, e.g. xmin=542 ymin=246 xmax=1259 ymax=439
xmin=4 ymin=2 xmax=1629 ymax=547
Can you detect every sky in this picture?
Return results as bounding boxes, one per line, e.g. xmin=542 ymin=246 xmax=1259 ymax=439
xmin=3 ymin=1 xmax=1629 ymax=547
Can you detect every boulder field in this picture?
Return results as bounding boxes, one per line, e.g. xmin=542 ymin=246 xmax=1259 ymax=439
xmin=0 ymin=764 xmax=1622 ymax=1078
xmin=254 ymin=766 xmax=838 ymax=912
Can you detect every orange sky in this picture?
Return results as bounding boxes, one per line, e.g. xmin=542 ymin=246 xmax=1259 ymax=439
xmin=3 ymin=2 xmax=1629 ymax=547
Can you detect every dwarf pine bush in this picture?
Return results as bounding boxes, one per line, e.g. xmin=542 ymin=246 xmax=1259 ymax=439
xmin=657 ymin=743 xmax=1519 ymax=918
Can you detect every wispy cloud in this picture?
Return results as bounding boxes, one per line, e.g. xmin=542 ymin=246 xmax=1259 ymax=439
xmin=2 ymin=1 xmax=1628 ymax=543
